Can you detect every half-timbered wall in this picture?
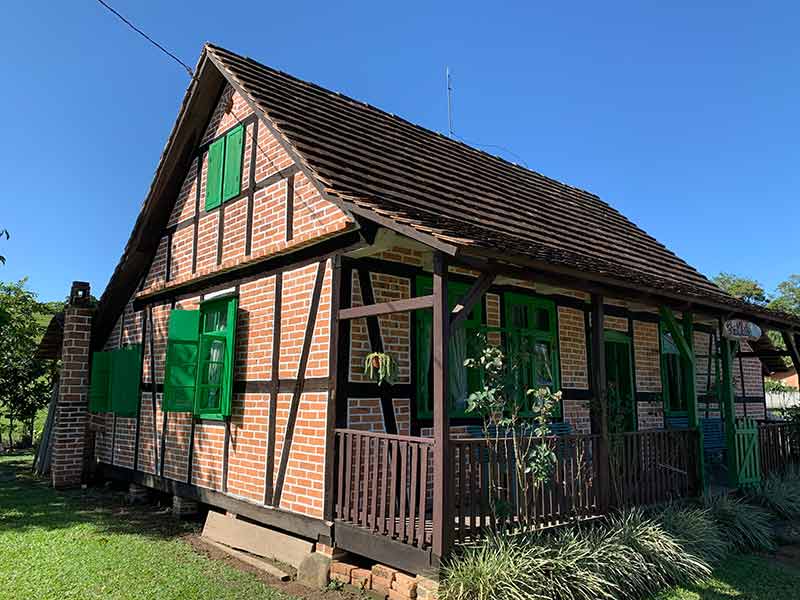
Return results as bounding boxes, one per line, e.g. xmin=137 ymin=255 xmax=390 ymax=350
xmin=92 ymin=84 xmax=350 ymax=521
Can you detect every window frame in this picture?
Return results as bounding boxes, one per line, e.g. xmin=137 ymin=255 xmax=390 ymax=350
xmin=659 ymin=323 xmax=687 ymax=416
xmin=205 ymin=124 xmax=245 ymax=211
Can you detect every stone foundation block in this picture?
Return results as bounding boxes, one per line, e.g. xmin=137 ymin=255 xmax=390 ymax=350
xmin=172 ymin=495 xmax=199 ymax=518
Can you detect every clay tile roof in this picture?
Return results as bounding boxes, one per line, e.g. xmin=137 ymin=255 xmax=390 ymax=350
xmin=205 ymin=44 xmax=799 ymax=326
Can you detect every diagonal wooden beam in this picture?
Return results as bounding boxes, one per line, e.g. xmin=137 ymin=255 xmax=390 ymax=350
xmin=450 ymin=271 xmax=496 ymax=330
xmin=782 ymin=331 xmax=800 ymax=375
xmin=659 ymin=306 xmax=693 ymax=361
xmin=273 ymin=261 xmax=327 ymax=506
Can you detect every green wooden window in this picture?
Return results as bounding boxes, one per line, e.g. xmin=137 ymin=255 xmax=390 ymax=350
xmin=660 ymin=326 xmax=686 ymax=415
xmin=205 ymin=125 xmax=244 ymax=211
xmin=605 ymin=330 xmax=636 ymax=432
xmin=89 ymin=346 xmax=142 ymax=416
xmin=110 ymin=345 xmax=142 ymax=417
xmin=163 ymin=296 xmax=238 ymax=419
xmin=89 ymin=351 xmax=112 ymax=413
xmin=415 ymin=277 xmax=483 ymax=419
xmin=503 ymin=292 xmax=561 ymax=416
xmin=163 ymin=310 xmax=201 ymax=413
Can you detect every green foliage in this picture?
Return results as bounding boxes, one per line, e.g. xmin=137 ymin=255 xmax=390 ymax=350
xmin=463 ymin=340 xmax=560 ymax=528
xmin=0 ymin=279 xmax=56 ymax=447
xmin=363 ymin=351 xmax=398 ymax=385
xmin=702 ymin=494 xmax=775 ymax=552
xmin=712 ymin=273 xmax=768 ymax=305
xmin=655 ymin=503 xmax=728 ymax=563
xmin=604 ymin=508 xmax=712 ymax=590
xmin=766 ymin=378 xmax=798 ymax=394
xmin=441 ymin=508 xmax=714 ymax=600
xmin=746 ymin=474 xmax=800 ymax=519
xmin=769 ymin=274 xmax=800 ymax=317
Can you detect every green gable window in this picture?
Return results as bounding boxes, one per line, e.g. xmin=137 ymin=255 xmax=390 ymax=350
xmin=89 ymin=345 xmax=142 ymax=416
xmin=415 ymin=277 xmax=483 ymax=419
xmin=503 ymin=292 xmax=560 ymax=416
xmin=205 ymin=125 xmax=244 ymax=211
xmin=163 ymin=295 xmax=238 ymax=420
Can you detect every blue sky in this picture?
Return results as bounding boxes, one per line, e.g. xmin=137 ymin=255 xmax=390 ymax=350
xmin=1 ymin=1 xmax=798 ymax=301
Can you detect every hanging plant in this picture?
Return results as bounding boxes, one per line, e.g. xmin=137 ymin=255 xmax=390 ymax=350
xmin=364 ymin=352 xmax=398 ymax=386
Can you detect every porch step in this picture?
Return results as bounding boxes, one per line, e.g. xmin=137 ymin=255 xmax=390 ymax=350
xmin=201 ymin=510 xmax=313 ymax=568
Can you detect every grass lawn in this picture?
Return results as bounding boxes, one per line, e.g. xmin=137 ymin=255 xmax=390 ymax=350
xmin=655 ymin=553 xmax=800 ymax=600
xmin=0 ymin=453 xmax=297 ymax=600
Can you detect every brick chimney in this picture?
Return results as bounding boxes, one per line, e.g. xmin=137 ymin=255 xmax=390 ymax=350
xmin=51 ymin=281 xmax=94 ymax=488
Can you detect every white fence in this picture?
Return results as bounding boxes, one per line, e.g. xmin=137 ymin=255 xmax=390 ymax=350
xmin=766 ymin=391 xmax=800 ymax=418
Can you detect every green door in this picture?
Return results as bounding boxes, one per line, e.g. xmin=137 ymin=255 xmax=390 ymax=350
xmin=605 ymin=331 xmax=636 ymax=433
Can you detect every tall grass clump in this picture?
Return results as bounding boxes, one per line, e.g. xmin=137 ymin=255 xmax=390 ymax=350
xmin=439 ymin=531 xmax=617 ymax=600
xmin=655 ymin=503 xmax=728 ymax=563
xmin=746 ymin=474 xmax=800 ymax=519
xmin=604 ymin=508 xmax=712 ymax=589
xmin=703 ymin=494 xmax=775 ymax=552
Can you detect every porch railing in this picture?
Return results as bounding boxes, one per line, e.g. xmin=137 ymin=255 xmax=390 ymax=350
xmin=759 ymin=422 xmax=800 ymax=478
xmin=332 ymin=427 xmax=700 ymax=551
xmin=333 ymin=428 xmax=433 ymax=549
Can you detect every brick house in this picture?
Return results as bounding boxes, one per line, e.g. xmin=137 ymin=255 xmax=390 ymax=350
xmin=41 ymin=44 xmax=800 ymax=574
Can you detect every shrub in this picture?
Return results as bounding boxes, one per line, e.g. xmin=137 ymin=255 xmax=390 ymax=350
xmin=747 ymin=475 xmax=800 ymax=519
xmin=703 ymin=494 xmax=775 ymax=552
xmin=604 ymin=508 xmax=712 ymax=589
xmin=440 ymin=531 xmax=617 ymax=600
xmin=655 ymin=503 xmax=728 ymax=563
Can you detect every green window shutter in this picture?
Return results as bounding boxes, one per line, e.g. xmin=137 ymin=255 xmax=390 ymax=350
xmin=89 ymin=351 xmax=112 ymax=413
xmin=195 ymin=296 xmax=239 ymax=419
xmin=206 ymin=137 xmax=225 ymax=211
xmin=164 ymin=310 xmax=201 ymax=412
xmin=222 ymin=125 xmax=244 ymax=202
xmin=110 ymin=345 xmax=142 ymax=417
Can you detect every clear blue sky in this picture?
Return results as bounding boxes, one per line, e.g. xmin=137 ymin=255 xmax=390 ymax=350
xmin=1 ymin=1 xmax=797 ymax=302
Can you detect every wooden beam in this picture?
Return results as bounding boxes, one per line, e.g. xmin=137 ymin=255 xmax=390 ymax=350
xmin=782 ymin=331 xmax=800 ymax=375
xmin=590 ymin=294 xmax=610 ymax=510
xmin=323 ymin=256 xmax=343 ymax=522
xmin=682 ymin=312 xmax=704 ymax=490
xmin=431 ymin=252 xmax=452 ymax=560
xmin=264 ymin=273 xmax=283 ymax=506
xmin=338 ymin=295 xmax=434 ymax=321
xmin=450 ymin=271 xmax=496 ymax=330
xmin=659 ymin=307 xmax=693 ymax=361
xmin=737 ymin=350 xmax=792 ymax=358
xmin=720 ymin=319 xmax=738 ymax=487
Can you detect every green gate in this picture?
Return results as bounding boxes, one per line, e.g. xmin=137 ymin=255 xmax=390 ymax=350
xmin=734 ymin=417 xmax=761 ymax=487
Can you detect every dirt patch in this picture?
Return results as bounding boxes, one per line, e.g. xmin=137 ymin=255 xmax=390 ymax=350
xmin=184 ymin=534 xmax=361 ymax=600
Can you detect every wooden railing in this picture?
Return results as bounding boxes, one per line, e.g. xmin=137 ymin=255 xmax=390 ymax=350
xmin=759 ymin=422 xmax=800 ymax=477
xmin=333 ymin=429 xmax=433 ymax=549
xmin=608 ymin=429 xmax=700 ymax=506
xmin=451 ymin=434 xmax=601 ymax=541
xmin=333 ymin=428 xmax=701 ymax=550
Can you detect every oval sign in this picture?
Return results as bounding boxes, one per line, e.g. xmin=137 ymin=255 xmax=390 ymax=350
xmin=723 ymin=319 xmax=762 ymax=341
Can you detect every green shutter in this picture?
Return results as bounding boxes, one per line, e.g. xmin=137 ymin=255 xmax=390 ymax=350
xmin=164 ymin=310 xmax=201 ymax=412
xmin=206 ymin=137 xmax=225 ymax=211
xmin=222 ymin=125 xmax=244 ymax=202
xmin=110 ymin=345 xmax=142 ymax=417
xmin=195 ymin=296 xmax=239 ymax=419
xmin=89 ymin=351 xmax=112 ymax=413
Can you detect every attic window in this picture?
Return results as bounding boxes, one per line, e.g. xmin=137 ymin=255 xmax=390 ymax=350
xmin=205 ymin=124 xmax=244 ymax=210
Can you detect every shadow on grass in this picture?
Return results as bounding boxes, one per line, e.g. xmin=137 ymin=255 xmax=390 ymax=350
xmin=0 ymin=453 xmax=196 ymax=541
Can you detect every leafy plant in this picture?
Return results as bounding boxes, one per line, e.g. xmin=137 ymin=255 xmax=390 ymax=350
xmin=746 ymin=474 xmax=800 ymax=519
xmin=363 ymin=352 xmax=397 ymax=385
xmin=703 ymin=494 xmax=775 ymax=552
xmin=463 ymin=339 xmax=560 ymax=530
xmin=655 ymin=503 xmax=728 ymax=563
xmin=604 ymin=508 xmax=712 ymax=590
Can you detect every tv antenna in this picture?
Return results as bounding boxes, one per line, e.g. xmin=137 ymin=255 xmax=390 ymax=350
xmin=446 ymin=66 xmax=454 ymax=138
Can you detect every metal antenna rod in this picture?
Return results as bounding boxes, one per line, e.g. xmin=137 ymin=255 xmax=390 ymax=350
xmin=446 ymin=66 xmax=454 ymax=138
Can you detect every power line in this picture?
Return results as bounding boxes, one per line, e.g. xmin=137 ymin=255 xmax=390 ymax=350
xmin=95 ymin=0 xmax=194 ymax=77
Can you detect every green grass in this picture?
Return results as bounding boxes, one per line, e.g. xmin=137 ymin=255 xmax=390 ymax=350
xmin=654 ymin=554 xmax=800 ymax=600
xmin=0 ymin=453 xmax=296 ymax=600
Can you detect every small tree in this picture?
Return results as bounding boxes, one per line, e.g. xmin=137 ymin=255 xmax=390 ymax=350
xmin=464 ymin=337 xmax=560 ymax=530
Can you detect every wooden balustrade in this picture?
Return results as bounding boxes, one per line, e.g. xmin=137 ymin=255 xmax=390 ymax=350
xmin=608 ymin=429 xmax=699 ymax=507
xmin=759 ymin=422 xmax=800 ymax=477
xmin=333 ymin=429 xmax=433 ymax=549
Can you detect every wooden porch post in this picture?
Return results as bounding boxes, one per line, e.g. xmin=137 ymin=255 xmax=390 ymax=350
xmin=719 ymin=318 xmax=738 ymax=487
xmin=682 ymin=312 xmax=704 ymax=492
xmin=590 ymin=294 xmax=611 ymax=510
xmin=432 ymin=252 xmax=452 ymax=562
